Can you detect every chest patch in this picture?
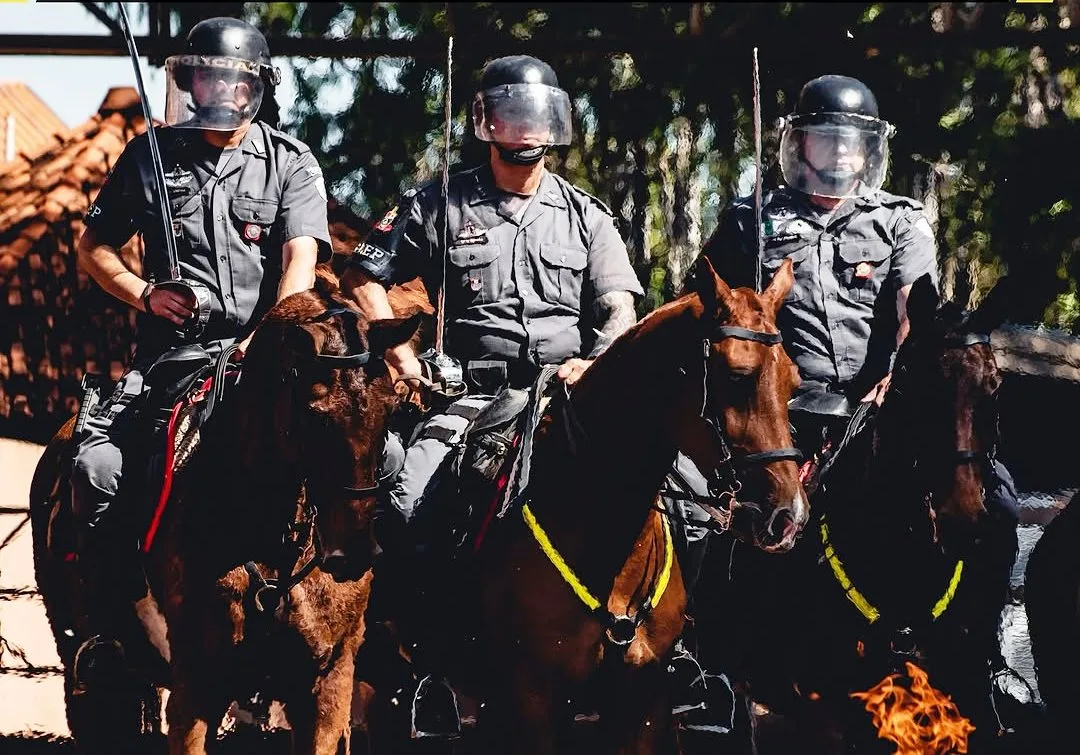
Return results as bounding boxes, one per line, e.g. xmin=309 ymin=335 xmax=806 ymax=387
xmin=164 ymin=166 xmax=194 ymax=193
xmin=454 ymin=220 xmax=489 ymax=247
xmin=243 ymin=223 xmax=263 ymax=242
xmin=374 ymin=206 xmax=399 ymax=233
xmin=854 ymin=261 xmax=875 ymax=279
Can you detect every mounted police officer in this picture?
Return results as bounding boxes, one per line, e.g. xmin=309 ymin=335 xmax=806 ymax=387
xmin=342 ymin=54 xmax=666 ymax=738
xmin=697 ymin=72 xmax=1021 ymax=716
xmin=70 ymin=16 xmax=332 ymax=691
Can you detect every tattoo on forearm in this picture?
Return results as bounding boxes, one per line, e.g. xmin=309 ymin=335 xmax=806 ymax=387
xmin=588 ymin=291 xmax=637 ymax=358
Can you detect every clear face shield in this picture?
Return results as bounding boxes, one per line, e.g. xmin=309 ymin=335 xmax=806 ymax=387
xmin=778 ymin=112 xmax=894 ymax=199
xmin=472 ymin=83 xmax=573 ymax=148
xmin=164 ymin=55 xmax=268 ymax=131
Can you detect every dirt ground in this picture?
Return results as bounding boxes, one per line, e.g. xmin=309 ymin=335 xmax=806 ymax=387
xmin=0 ymin=438 xmax=1063 ymax=754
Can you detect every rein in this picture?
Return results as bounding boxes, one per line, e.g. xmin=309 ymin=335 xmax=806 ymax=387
xmin=245 ymin=304 xmax=392 ymax=616
xmin=523 ymin=321 xmax=802 ymax=647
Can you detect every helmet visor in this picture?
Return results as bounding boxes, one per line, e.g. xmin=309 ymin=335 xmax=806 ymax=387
xmin=164 ymin=54 xmax=265 ymax=131
xmin=472 ymin=83 xmax=572 ymax=146
xmin=779 ymin=112 xmax=892 ymax=199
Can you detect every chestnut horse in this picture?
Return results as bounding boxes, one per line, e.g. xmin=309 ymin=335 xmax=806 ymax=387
xmin=704 ymin=275 xmax=1013 ymax=753
xmin=380 ymin=256 xmax=809 ymax=754
xmin=30 ymin=271 xmax=421 ymax=755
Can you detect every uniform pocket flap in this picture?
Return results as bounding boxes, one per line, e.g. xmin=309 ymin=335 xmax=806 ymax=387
xmin=449 ymin=244 xmax=501 ymax=268
xmin=838 ymin=240 xmax=890 ymax=264
xmin=540 ymin=244 xmax=588 ymax=271
xmin=762 ymin=244 xmax=811 ymax=268
xmin=230 ymin=196 xmax=279 ymax=225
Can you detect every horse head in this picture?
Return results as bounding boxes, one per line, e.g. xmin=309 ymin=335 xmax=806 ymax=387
xmin=675 ymin=255 xmax=809 ymax=552
xmin=238 ymin=273 xmax=421 ymax=582
xmin=875 ymin=274 xmax=1002 ymax=554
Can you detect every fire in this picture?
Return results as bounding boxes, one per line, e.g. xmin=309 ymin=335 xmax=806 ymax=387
xmin=851 ymin=661 xmax=975 ymax=755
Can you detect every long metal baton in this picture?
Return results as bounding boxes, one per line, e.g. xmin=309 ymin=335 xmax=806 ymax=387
xmin=116 ymin=3 xmax=211 ymax=338
xmin=752 ymin=47 xmax=764 ymax=293
xmin=436 ymin=35 xmax=454 ymax=354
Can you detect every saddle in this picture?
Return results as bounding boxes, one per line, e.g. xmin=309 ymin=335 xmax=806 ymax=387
xmin=445 ymin=365 xmax=562 ymax=556
xmin=52 ymin=345 xmax=239 ymax=560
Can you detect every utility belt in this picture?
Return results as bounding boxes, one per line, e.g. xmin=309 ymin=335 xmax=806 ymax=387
xmin=463 ymin=358 xmax=542 ymax=396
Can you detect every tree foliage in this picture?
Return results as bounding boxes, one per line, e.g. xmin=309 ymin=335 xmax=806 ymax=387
xmin=159 ymin=1 xmax=1079 ymax=329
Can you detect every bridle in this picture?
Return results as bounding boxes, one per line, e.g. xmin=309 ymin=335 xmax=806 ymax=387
xmin=659 ymin=324 xmax=803 ymax=532
xmin=246 ymin=304 xmax=399 ymax=615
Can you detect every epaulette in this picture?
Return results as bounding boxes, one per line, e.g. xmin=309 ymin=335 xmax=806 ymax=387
xmin=265 ymin=125 xmax=313 ymax=154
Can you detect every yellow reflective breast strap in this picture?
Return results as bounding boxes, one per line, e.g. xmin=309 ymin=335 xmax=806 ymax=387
xmin=522 ymin=502 xmax=601 ymax=611
xmin=820 ymin=520 xmax=881 ymax=623
xmin=820 ymin=517 xmax=965 ymax=625
xmin=521 ymin=502 xmax=675 ymax=616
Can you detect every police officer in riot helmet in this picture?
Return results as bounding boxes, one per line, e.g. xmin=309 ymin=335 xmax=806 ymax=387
xmin=165 ymin=16 xmax=283 ymax=132
xmin=778 ymin=74 xmax=895 ymax=202
xmin=70 ymin=16 xmax=330 ymax=694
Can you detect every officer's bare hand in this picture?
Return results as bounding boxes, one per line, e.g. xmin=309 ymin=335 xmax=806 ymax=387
xmin=146 ymin=287 xmax=196 ymax=326
xmin=391 ymin=355 xmax=427 ymax=397
xmin=860 ymin=373 xmax=892 ymax=407
xmin=557 ymin=358 xmax=594 ymax=387
xmin=232 ymin=334 xmax=254 ymax=362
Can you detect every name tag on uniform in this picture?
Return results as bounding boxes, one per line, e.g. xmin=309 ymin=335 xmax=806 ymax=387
xmin=854 ymin=261 xmax=875 ymax=279
xmin=243 ymin=223 xmax=263 ymax=242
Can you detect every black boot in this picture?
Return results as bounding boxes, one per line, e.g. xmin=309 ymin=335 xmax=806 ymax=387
xmin=72 ymin=533 xmax=131 ymax=696
xmin=372 ymin=516 xmax=462 ymax=740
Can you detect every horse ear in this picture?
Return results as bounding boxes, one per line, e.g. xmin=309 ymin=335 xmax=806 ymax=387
xmin=906 ymin=274 xmax=939 ymax=333
xmin=688 ymin=255 xmax=736 ymax=320
xmin=762 ymin=258 xmax=794 ymax=314
xmin=367 ymin=313 xmax=423 ymax=355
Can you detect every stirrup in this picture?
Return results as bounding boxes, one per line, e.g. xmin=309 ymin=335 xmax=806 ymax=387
xmin=410 ymin=675 xmax=462 ymax=740
xmin=71 ymin=635 xmax=126 ymax=696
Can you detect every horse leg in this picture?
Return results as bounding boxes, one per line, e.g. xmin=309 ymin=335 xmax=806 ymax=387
xmin=285 ymin=651 xmax=357 ymax=755
xmin=598 ymin=662 xmax=675 ymax=755
xmin=165 ymin=674 xmax=232 ymax=755
xmin=476 ymin=665 xmax=558 ymax=755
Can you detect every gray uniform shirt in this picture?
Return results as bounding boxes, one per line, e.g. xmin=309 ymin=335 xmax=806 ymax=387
xmin=705 ymin=186 xmax=938 ymax=395
xmin=84 ymin=121 xmax=333 ymax=360
xmin=351 ymin=165 xmax=643 ymax=369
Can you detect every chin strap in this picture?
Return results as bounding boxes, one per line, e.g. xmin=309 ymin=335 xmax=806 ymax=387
xmin=496 ymin=144 xmax=550 ymax=165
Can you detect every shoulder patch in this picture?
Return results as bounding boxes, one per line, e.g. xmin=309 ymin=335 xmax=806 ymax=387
xmin=913 ymin=216 xmax=935 ymax=240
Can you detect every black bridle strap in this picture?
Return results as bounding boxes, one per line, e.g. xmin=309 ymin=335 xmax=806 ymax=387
xmin=714 ymin=325 xmax=783 ymax=345
xmin=738 ymin=447 xmax=804 ymax=466
xmin=944 ymin=332 xmax=991 ymax=348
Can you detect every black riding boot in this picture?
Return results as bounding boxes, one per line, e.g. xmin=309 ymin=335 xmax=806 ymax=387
xmin=372 ymin=509 xmax=461 ymax=740
xmin=72 ymin=529 xmax=133 ymax=695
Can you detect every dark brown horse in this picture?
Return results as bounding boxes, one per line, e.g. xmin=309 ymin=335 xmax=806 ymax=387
xmin=31 ymin=270 xmax=421 ymax=754
xmin=703 ymin=275 xmax=1011 ymax=754
xmin=379 ymin=256 xmax=808 ymax=754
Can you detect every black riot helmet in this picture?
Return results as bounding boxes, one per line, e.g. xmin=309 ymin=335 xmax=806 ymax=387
xmin=472 ymin=55 xmax=573 ymax=166
xmin=778 ymin=75 xmax=896 ymax=199
xmin=164 ymin=17 xmax=282 ymax=132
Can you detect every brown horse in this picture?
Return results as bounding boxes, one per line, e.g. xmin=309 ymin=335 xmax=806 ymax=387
xmin=378 ymin=256 xmax=808 ymax=754
xmin=31 ymin=270 xmax=422 ymax=755
xmin=703 ymin=275 xmax=1013 ymax=754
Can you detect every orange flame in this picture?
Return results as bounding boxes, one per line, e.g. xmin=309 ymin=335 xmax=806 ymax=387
xmin=851 ymin=661 xmax=975 ymax=755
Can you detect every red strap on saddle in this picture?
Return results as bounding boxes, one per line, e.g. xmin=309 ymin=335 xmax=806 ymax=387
xmin=141 ymin=374 xmax=217 ymax=554
xmin=472 ymin=434 xmax=523 ymax=554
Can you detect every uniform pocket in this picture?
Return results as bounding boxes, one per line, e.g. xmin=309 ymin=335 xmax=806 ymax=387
xmin=539 ymin=243 xmax=588 ymax=308
xmin=762 ymin=243 xmax=812 ymax=302
xmin=230 ymin=196 xmax=280 ymax=247
xmin=448 ymin=243 xmax=502 ymax=304
xmin=836 ymin=241 xmax=890 ymax=304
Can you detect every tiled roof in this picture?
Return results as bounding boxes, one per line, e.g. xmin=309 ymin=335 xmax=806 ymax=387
xmin=0 ymin=87 xmax=148 ymax=277
xmin=0 ymin=82 xmax=70 ymax=168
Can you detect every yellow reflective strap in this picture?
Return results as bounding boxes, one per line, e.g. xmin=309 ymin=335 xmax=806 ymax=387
xmin=522 ymin=502 xmax=601 ymax=611
xmin=931 ymin=559 xmax=965 ymax=620
xmin=820 ymin=520 xmax=881 ymax=624
xmin=648 ymin=508 xmax=675 ymax=609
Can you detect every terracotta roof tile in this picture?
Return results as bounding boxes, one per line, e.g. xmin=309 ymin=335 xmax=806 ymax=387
xmin=0 ymin=82 xmax=69 ymax=167
xmin=0 ymin=86 xmax=374 ymax=285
